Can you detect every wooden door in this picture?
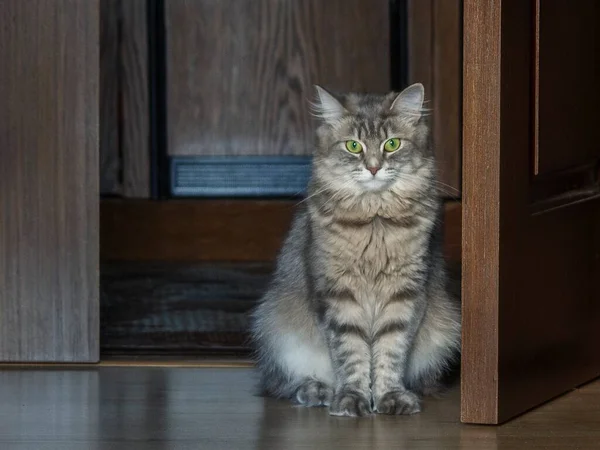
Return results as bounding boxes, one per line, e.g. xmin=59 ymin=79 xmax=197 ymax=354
xmin=0 ymin=1 xmax=99 ymax=362
xmin=462 ymin=0 xmax=600 ymax=424
xmin=166 ymin=0 xmax=391 ymax=160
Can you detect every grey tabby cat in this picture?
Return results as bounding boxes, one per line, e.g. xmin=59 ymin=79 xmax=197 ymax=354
xmin=250 ymin=83 xmax=461 ymax=417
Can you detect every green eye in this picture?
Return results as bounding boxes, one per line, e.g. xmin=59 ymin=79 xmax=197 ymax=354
xmin=345 ymin=140 xmax=363 ymax=153
xmin=384 ymin=138 xmax=401 ymax=152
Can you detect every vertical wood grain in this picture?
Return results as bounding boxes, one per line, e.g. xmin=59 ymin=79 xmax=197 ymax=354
xmin=100 ymin=0 xmax=122 ymax=194
xmin=461 ymin=0 xmax=501 ymax=424
xmin=0 ymin=0 xmax=99 ymax=362
xmin=166 ymin=0 xmax=390 ymax=157
xmin=121 ymin=0 xmax=150 ymax=198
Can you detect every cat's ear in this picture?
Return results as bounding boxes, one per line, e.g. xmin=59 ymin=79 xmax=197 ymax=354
xmin=390 ymin=83 xmax=425 ymax=119
xmin=311 ymin=85 xmax=347 ymax=124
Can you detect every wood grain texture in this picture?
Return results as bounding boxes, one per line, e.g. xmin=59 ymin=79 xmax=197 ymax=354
xmin=461 ymin=0 xmax=502 ymax=424
xmin=165 ymin=0 xmax=390 ymax=157
xmin=0 ymin=0 xmax=99 ymax=362
xmin=462 ymin=0 xmax=600 ymax=424
xmin=100 ymin=0 xmax=122 ymax=194
xmin=407 ymin=0 xmax=462 ymax=194
xmin=1 ymin=367 xmax=600 ymax=449
xmin=121 ymin=0 xmax=150 ymax=197
xmin=100 ymin=200 xmax=461 ymax=263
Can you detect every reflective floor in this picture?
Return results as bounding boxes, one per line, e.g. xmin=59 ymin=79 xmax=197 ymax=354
xmin=0 ymin=366 xmax=598 ymax=449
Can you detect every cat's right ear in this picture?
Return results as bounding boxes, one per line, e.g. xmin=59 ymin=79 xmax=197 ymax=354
xmin=311 ymin=85 xmax=347 ymax=125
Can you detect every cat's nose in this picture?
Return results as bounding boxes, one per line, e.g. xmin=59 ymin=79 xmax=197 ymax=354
xmin=367 ymin=166 xmax=380 ymax=176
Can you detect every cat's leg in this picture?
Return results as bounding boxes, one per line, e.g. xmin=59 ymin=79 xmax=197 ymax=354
xmin=272 ymin=330 xmax=335 ymax=406
xmin=371 ymin=290 xmax=425 ymax=415
xmin=404 ymin=291 xmax=461 ymax=396
xmin=252 ymin=295 xmax=335 ymax=406
xmin=320 ymin=290 xmax=373 ymax=417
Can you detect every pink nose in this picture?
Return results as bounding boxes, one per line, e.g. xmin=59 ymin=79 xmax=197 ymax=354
xmin=367 ymin=166 xmax=380 ymax=176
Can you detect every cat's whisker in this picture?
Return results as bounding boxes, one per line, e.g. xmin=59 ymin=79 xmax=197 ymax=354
xmin=430 ymin=181 xmax=460 ymax=194
xmin=399 ymin=172 xmax=461 ymax=198
xmin=317 ymin=180 xmax=355 ymax=213
xmin=310 ymin=178 xmax=356 ymax=213
xmin=295 ymin=181 xmax=341 ymax=206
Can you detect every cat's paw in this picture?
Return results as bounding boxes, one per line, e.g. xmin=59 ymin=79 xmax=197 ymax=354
xmin=329 ymin=390 xmax=372 ymax=417
xmin=374 ymin=390 xmax=421 ymax=415
xmin=295 ymin=380 xmax=333 ymax=407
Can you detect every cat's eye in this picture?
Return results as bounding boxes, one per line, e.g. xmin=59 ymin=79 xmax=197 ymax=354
xmin=384 ymin=138 xmax=402 ymax=152
xmin=345 ymin=140 xmax=363 ymax=153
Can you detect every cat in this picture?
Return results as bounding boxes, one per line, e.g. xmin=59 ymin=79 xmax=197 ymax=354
xmin=250 ymin=83 xmax=461 ymax=417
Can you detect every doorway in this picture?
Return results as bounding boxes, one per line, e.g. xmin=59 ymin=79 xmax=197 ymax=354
xmin=98 ymin=0 xmax=463 ymax=359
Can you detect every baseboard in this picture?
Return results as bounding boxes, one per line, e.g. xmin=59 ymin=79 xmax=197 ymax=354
xmin=101 ymin=199 xmax=461 ymax=262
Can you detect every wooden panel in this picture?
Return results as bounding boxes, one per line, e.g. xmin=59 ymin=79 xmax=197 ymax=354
xmin=166 ymin=0 xmax=390 ymax=157
xmin=100 ymin=200 xmax=461 ymax=263
xmin=100 ymin=0 xmax=121 ymax=194
xmin=407 ymin=0 xmax=462 ymax=195
xmin=462 ymin=0 xmax=600 ymax=424
xmin=121 ymin=0 xmax=150 ymax=197
xmin=535 ymin=0 xmax=598 ymax=175
xmin=461 ymin=0 xmax=503 ymax=424
xmin=101 ymin=200 xmax=296 ymax=262
xmin=0 ymin=0 xmax=99 ymax=362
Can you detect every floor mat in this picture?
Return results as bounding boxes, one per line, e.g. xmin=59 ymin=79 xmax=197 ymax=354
xmin=100 ymin=262 xmax=272 ymax=354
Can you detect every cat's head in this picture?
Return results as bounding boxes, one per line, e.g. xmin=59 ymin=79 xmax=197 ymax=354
xmin=310 ymin=83 xmax=433 ymax=197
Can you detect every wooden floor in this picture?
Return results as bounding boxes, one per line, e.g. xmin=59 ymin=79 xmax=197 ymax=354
xmin=0 ymin=366 xmax=598 ymax=449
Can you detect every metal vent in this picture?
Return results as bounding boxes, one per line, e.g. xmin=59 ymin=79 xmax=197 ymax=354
xmin=171 ymin=156 xmax=312 ymax=197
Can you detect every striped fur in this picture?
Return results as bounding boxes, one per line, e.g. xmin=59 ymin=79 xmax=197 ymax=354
xmin=250 ymin=84 xmax=461 ymax=416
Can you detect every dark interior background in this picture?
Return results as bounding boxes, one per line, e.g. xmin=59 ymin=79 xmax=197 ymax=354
xmin=99 ymin=0 xmax=462 ymax=357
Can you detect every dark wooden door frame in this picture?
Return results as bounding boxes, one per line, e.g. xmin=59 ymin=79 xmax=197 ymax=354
xmin=462 ymin=0 xmax=600 ymax=424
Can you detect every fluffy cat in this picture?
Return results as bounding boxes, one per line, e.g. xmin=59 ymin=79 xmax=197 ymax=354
xmin=250 ymin=83 xmax=461 ymax=417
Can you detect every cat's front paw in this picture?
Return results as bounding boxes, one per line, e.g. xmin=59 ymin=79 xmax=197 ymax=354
xmin=295 ymin=380 xmax=333 ymax=407
xmin=374 ymin=390 xmax=421 ymax=415
xmin=329 ymin=390 xmax=372 ymax=417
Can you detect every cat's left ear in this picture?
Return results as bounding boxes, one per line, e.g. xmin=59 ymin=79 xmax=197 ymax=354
xmin=390 ymin=83 xmax=425 ymax=120
xmin=311 ymin=85 xmax=348 ymax=125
